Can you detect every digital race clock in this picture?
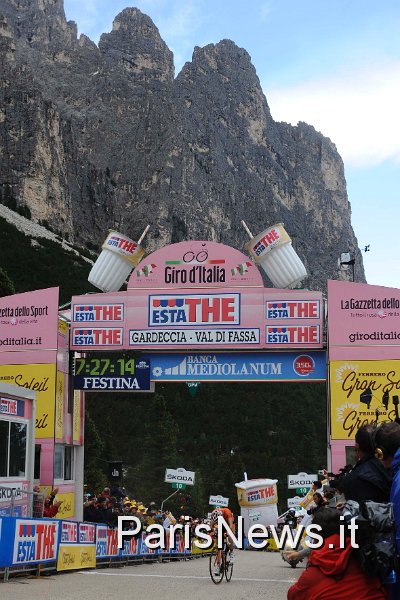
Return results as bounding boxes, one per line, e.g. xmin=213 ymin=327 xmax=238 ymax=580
xmin=73 ymin=357 xmax=136 ymax=377
xmin=73 ymin=356 xmax=152 ymax=392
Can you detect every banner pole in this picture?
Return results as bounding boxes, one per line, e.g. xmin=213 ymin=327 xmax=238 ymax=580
xmin=161 ymin=489 xmax=179 ymax=512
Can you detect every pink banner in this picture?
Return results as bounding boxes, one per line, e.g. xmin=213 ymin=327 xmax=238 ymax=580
xmin=327 ymin=280 xmax=400 ymax=360
xmin=70 ymin=288 xmax=323 ymax=351
xmin=70 ymin=242 xmax=323 ymax=351
xmin=0 ymin=288 xmax=59 ymax=363
xmin=128 ymin=240 xmax=263 ymax=289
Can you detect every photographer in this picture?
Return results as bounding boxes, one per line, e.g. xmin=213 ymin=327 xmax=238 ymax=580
xmin=332 ymin=425 xmax=391 ymax=504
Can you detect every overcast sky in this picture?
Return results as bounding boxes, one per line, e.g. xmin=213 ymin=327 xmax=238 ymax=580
xmin=64 ymin=0 xmax=400 ymax=289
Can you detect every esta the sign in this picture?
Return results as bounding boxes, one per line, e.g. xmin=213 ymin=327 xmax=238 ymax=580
xmin=149 ymin=294 xmax=240 ymax=326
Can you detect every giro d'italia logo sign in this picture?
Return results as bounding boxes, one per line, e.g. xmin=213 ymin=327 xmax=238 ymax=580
xmin=293 ymin=354 xmax=315 ymax=377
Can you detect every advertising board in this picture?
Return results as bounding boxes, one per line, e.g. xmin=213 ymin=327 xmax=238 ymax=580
xmin=164 ymin=468 xmax=195 ymax=486
xmin=0 ymin=363 xmax=56 ymax=438
xmin=70 ymin=242 xmax=323 ymax=352
xmin=209 ymin=495 xmax=229 ymax=507
xmin=146 ymin=351 xmax=326 ymax=382
xmin=0 ymin=288 xmax=59 ymax=362
xmin=73 ymin=357 xmax=151 ymax=392
xmin=11 ymin=518 xmax=59 ymax=566
xmin=287 ymin=473 xmax=318 ymax=489
xmin=330 ymin=359 xmax=400 ymax=439
xmin=327 ymin=280 xmax=400 ymax=360
xmin=57 ymin=521 xmax=96 ymax=571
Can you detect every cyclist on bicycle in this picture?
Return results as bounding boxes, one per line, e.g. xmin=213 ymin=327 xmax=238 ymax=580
xmin=209 ymin=507 xmax=236 ymax=575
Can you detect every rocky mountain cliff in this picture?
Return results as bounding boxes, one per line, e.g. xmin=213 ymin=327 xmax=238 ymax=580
xmin=0 ymin=0 xmax=364 ymax=289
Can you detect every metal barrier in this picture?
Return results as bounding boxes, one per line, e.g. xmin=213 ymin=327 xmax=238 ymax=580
xmin=0 ymin=516 xmax=211 ymax=582
xmin=0 ymin=486 xmax=44 ymax=518
xmin=0 ymin=489 xmax=45 ymax=582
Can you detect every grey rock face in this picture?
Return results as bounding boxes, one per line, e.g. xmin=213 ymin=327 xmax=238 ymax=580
xmin=0 ymin=0 xmax=364 ymax=289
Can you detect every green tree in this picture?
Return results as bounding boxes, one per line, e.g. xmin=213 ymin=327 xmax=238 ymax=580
xmin=0 ymin=266 xmax=15 ymax=296
xmin=84 ymin=410 xmax=107 ymax=493
xmin=133 ymin=394 xmax=179 ymax=506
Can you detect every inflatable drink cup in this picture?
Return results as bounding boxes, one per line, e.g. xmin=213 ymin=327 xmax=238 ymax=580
xmin=88 ymin=230 xmax=145 ymax=292
xmin=245 ymin=223 xmax=307 ymax=289
xmin=235 ymin=477 xmax=279 ymax=532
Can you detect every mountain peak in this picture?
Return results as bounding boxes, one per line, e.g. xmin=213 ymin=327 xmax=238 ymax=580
xmin=98 ymin=7 xmax=174 ymax=82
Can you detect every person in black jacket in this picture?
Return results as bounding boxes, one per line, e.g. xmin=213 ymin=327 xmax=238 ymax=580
xmin=335 ymin=425 xmax=391 ymax=504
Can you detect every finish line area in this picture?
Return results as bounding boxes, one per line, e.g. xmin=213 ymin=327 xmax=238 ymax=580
xmin=3 ymin=552 xmax=300 ymax=600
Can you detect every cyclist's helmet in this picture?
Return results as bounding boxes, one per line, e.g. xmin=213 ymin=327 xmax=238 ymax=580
xmin=211 ymin=508 xmax=223 ymax=520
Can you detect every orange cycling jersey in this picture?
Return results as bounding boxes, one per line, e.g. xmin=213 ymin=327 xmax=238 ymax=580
xmin=219 ymin=508 xmax=234 ymax=522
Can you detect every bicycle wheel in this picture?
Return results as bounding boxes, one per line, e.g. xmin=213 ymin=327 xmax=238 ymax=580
xmin=209 ymin=547 xmax=224 ymax=584
xmin=225 ymin=549 xmax=233 ymax=582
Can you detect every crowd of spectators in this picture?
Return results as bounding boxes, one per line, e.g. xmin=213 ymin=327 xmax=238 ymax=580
xmin=287 ymin=422 xmax=400 ymax=600
xmin=82 ymin=483 xmax=207 ymax=544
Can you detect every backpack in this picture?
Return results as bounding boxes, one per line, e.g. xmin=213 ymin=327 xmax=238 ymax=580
xmin=354 ymin=501 xmax=397 ymax=580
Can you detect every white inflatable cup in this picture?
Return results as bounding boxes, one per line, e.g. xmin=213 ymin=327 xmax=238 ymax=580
xmin=88 ymin=231 xmax=145 ymax=292
xmin=245 ymin=223 xmax=307 ymax=289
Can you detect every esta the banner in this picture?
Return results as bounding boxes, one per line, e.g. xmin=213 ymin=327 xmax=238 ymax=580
xmin=57 ymin=522 xmax=96 ymax=571
xmin=330 ymin=360 xmax=400 ymax=439
xmin=0 ymin=517 xmax=59 ymax=567
xmin=236 ymin=481 xmax=278 ymax=507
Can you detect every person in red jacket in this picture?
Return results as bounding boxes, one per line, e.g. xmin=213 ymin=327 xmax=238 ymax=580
xmin=287 ymin=508 xmax=388 ymax=600
xmin=43 ymin=488 xmax=63 ymax=518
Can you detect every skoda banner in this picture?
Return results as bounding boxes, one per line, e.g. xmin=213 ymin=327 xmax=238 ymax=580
xmin=165 ymin=468 xmax=195 ymax=486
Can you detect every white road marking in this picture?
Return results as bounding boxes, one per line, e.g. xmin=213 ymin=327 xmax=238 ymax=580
xmin=79 ymin=571 xmax=296 ymax=583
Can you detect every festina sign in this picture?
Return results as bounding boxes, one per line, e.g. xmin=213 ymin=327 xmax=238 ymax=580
xmin=209 ymin=495 xmax=229 ymax=507
xmin=164 ymin=468 xmax=195 ymax=486
xmin=287 ymin=472 xmax=317 ymax=489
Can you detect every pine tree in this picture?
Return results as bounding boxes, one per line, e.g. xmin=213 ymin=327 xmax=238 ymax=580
xmin=133 ymin=394 xmax=179 ymax=506
xmin=84 ymin=410 xmax=107 ymax=493
xmin=0 ymin=267 xmax=15 ymax=297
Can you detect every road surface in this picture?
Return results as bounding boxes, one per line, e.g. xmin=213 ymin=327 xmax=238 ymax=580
xmin=1 ymin=550 xmax=304 ymax=600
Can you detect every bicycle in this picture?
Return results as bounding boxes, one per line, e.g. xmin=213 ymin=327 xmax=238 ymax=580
xmin=209 ymin=535 xmax=233 ymax=584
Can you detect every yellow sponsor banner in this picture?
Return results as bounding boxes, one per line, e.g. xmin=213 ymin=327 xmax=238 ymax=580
xmin=57 ymin=544 xmax=96 ymax=571
xmin=58 ymin=319 xmax=68 ymax=336
xmin=54 ymin=492 xmax=75 ymax=519
xmin=191 ymin=539 xmax=213 ymax=554
xmin=299 ymin=479 xmax=328 ymax=508
xmin=330 ymin=360 xmax=399 ymax=440
xmin=55 ymin=371 xmax=65 ymax=440
xmin=0 ymin=363 xmax=56 ymax=438
xmin=73 ymin=390 xmax=81 ymax=443
xmin=300 ymin=488 xmax=315 ymax=509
